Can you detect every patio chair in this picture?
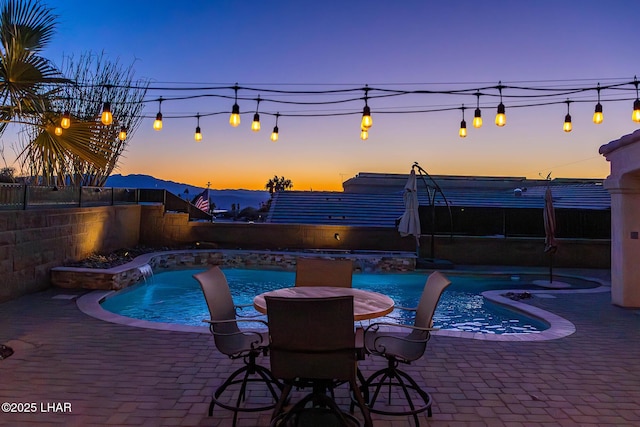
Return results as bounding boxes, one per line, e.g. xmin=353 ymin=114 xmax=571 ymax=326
xmin=265 ymin=295 xmax=372 ymax=427
xmin=194 ymin=266 xmax=281 ymax=426
xmin=295 ymin=257 xmax=353 ymax=288
xmin=358 ymin=271 xmax=451 ymax=426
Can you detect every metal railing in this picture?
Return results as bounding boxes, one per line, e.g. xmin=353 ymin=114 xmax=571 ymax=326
xmin=0 ymin=184 xmax=212 ymax=221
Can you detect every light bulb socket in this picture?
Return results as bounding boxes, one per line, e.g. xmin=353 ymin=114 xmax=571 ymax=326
xmin=460 ymin=119 xmax=467 ymax=129
xmin=564 ymin=113 xmax=572 ymax=123
xmin=634 ymin=99 xmax=640 ymax=110
xmin=156 ymin=112 xmax=162 ymax=121
xmin=595 ymin=103 xmax=603 ymax=113
xmin=474 ymin=108 xmax=481 ymax=118
xmin=253 ymin=112 xmax=260 ymax=122
xmin=497 ymin=103 xmax=505 ymax=114
xmin=232 ymin=103 xmax=240 ymax=115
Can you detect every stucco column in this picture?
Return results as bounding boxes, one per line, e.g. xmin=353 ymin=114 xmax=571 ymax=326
xmin=600 ymin=129 xmax=640 ymax=307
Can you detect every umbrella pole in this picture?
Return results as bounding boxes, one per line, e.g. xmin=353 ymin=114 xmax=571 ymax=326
xmin=549 ymin=252 xmax=553 ymax=283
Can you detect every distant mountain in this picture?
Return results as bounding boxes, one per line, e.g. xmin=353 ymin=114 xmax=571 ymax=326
xmin=105 ymin=174 xmax=270 ymax=210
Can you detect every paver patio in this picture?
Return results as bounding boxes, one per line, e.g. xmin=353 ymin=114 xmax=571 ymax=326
xmin=1 ymin=268 xmax=639 ymax=426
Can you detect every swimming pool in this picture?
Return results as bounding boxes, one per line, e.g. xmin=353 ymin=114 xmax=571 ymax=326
xmin=99 ymin=268 xmax=593 ymax=334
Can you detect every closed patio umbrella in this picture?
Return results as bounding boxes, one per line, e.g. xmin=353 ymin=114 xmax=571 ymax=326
xmin=398 ymin=169 xmax=421 ymax=255
xmin=543 ymin=186 xmax=558 ymax=282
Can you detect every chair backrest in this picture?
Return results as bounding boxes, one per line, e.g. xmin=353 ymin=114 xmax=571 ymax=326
xmin=193 ymin=266 xmax=240 ymax=338
xmin=294 ymin=257 xmax=353 ymax=288
xmin=414 ymin=271 xmax=451 ymax=328
xmin=266 ymin=295 xmax=356 ymax=381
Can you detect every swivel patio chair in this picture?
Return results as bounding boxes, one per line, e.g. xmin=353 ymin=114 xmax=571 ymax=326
xmin=265 ymin=295 xmax=372 ymax=427
xmin=295 ymin=257 xmax=354 ymax=288
xmin=194 ymin=266 xmax=281 ymax=426
xmin=359 ymin=271 xmax=451 ymax=426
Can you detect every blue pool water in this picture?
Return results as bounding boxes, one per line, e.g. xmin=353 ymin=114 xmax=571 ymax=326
xmin=99 ymin=268 xmax=592 ymax=334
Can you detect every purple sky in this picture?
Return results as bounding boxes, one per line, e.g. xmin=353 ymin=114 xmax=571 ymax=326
xmin=7 ymin=0 xmax=640 ymax=190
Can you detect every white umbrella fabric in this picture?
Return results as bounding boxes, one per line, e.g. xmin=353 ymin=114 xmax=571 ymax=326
xmin=398 ymin=169 xmax=421 ymax=254
xmin=543 ymin=186 xmax=558 ymax=282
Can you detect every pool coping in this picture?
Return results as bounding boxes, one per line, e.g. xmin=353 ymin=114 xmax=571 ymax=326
xmin=76 ymin=269 xmax=611 ymax=341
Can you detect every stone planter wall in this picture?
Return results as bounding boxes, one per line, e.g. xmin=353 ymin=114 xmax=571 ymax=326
xmin=50 ymin=249 xmax=417 ymax=291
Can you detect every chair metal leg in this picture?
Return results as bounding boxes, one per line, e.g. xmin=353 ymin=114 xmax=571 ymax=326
xmin=360 ymin=359 xmax=433 ymax=427
xmin=209 ymin=356 xmax=282 ymax=426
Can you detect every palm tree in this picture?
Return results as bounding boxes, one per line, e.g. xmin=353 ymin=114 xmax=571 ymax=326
xmin=265 ymin=175 xmax=293 ymax=195
xmin=0 ymin=0 xmax=147 ymax=186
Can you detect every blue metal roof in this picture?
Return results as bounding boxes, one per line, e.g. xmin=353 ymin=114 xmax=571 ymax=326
xmin=266 ymin=182 xmax=610 ymax=227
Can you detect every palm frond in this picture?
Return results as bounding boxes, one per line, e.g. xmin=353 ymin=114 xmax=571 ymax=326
xmin=0 ymin=0 xmax=56 ymax=52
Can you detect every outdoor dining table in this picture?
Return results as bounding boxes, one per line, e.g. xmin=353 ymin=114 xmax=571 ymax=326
xmin=253 ymin=286 xmax=395 ymax=321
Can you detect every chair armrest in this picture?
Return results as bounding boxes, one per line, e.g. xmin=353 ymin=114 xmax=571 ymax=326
xmin=364 ymin=321 xmax=438 ymax=334
xmin=363 ymin=322 xmax=437 ymax=354
xmin=202 ymin=318 xmax=269 ymax=349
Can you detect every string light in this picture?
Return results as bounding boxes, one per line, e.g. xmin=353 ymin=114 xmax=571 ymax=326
xmin=633 ymin=76 xmax=640 ymax=123
xmin=194 ymin=114 xmax=202 ymax=142
xmin=459 ymin=105 xmax=467 ymax=138
xmin=61 ymin=110 xmax=71 ymax=129
xmin=563 ymin=100 xmax=572 ymax=133
xmin=495 ymin=83 xmax=506 ymax=127
xmin=361 ymin=85 xmax=372 ymax=130
xmin=118 ymin=126 xmax=127 ymax=141
xmin=153 ymin=97 xmax=163 ymax=131
xmin=52 ymin=78 xmax=636 ymax=143
xmin=593 ymin=83 xmax=603 ymax=124
xmin=54 ymin=125 xmax=62 ymax=136
xmin=270 ymin=113 xmax=279 ymax=142
xmin=473 ymin=92 xmax=482 ymax=128
xmin=229 ymin=84 xmax=240 ymax=127
xmin=251 ymin=96 xmax=261 ymax=132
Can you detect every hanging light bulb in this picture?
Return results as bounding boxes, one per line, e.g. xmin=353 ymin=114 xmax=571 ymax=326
xmin=153 ymin=97 xmax=163 ymax=131
xmin=563 ymin=100 xmax=572 ymax=133
xmin=101 ymin=85 xmax=113 ymax=125
xmin=633 ymin=77 xmax=640 ymax=123
xmin=61 ymin=110 xmax=71 ymax=129
xmin=270 ymin=113 xmax=279 ymax=142
xmin=118 ymin=126 xmax=127 ymax=141
xmin=361 ymin=86 xmax=372 ymax=129
xmin=54 ymin=125 xmax=62 ymax=136
xmin=194 ymin=114 xmax=202 ymax=142
xmin=495 ymin=103 xmax=506 ymax=127
xmin=251 ymin=96 xmax=261 ymax=132
xmin=361 ymin=105 xmax=372 ymax=129
xmin=473 ymin=92 xmax=482 ymax=128
xmin=633 ymin=99 xmax=640 ymax=123
xmin=593 ymin=83 xmax=603 ymax=124
xmin=360 ymin=126 xmax=369 ymax=141
xmin=229 ymin=85 xmax=241 ymax=127
xmin=495 ymin=83 xmax=506 ymax=127
xmin=101 ymin=102 xmax=112 ymax=125
xmin=459 ymin=120 xmax=467 ymax=138
xmin=459 ymin=105 xmax=467 ymax=138
xmin=251 ymin=113 xmax=260 ymax=131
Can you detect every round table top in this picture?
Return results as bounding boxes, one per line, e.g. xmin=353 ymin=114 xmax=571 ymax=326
xmin=253 ymin=286 xmax=395 ymax=321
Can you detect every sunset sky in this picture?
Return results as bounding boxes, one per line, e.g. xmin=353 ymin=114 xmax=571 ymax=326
xmin=6 ymin=0 xmax=640 ymax=190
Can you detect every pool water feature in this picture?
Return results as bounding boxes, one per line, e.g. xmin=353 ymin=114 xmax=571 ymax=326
xmin=100 ymin=268 xmax=591 ymax=334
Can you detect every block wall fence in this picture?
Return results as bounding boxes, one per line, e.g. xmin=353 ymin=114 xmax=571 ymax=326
xmin=1 ymin=204 xmax=610 ymax=302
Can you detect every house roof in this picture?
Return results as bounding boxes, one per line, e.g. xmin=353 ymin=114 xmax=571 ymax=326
xmin=266 ymin=176 xmax=610 ymax=227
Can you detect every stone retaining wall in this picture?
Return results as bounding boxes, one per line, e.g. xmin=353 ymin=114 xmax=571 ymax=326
xmin=0 ymin=205 xmax=141 ymax=301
